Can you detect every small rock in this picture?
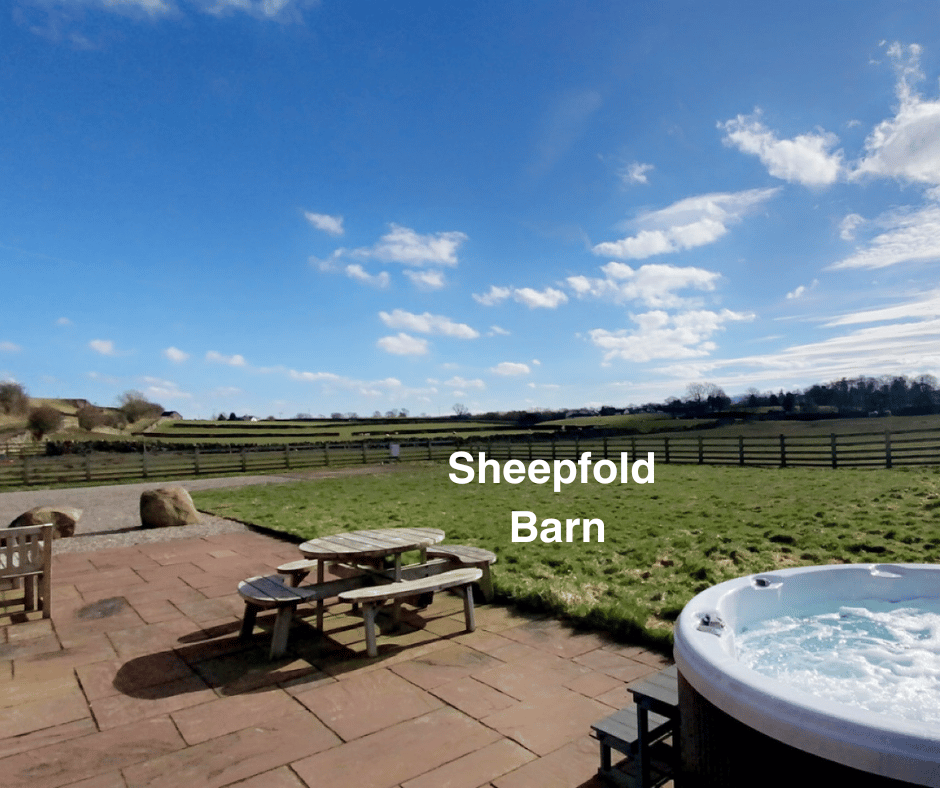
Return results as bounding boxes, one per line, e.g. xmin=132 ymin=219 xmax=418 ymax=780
xmin=140 ymin=486 xmax=201 ymax=528
xmin=9 ymin=505 xmax=83 ymax=538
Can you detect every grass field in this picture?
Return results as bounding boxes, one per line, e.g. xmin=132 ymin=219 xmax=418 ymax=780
xmin=192 ymin=461 xmax=940 ymax=650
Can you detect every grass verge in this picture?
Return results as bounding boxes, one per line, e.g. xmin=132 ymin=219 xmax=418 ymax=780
xmin=192 ymin=461 xmax=940 ymax=651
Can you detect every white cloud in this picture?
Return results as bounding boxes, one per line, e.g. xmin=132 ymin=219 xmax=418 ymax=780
xmin=304 ymin=212 xmax=344 ymax=236
xmin=206 ymin=351 xmax=247 ymax=366
xmin=567 ymin=262 xmax=720 ymax=309
xmin=839 ymin=213 xmax=865 ymax=240
xmin=824 ymin=289 xmax=940 ymax=326
xmin=622 ymin=162 xmax=654 ymax=185
xmin=852 ymin=43 xmax=940 ymax=186
xmin=829 ymin=204 xmax=940 ymax=269
xmin=592 ymin=188 xmax=779 ymax=260
xmin=404 ymin=269 xmax=446 ymax=290
xmin=473 ymin=286 xmax=512 ymax=306
xmin=0 ymin=341 xmax=20 ymax=352
xmin=786 ymin=279 xmax=817 ymax=300
xmin=588 ymin=309 xmax=753 ymax=364
xmin=376 ymin=333 xmax=429 ymax=356
xmin=379 ymin=309 xmax=479 ymax=339
xmin=288 ymin=370 xmax=344 ymax=383
xmin=163 ymin=346 xmax=189 ymax=363
xmin=142 ymin=376 xmax=191 ymax=401
xmin=56 ymin=317 xmax=71 ymax=326
xmin=89 ymin=339 xmax=117 ymax=356
xmin=444 ymin=376 xmax=485 ymax=390
xmin=352 ymin=224 xmax=467 ymax=267
xmin=488 ymin=325 xmax=510 ymax=336
xmin=345 ymin=264 xmax=390 ymax=288
xmin=513 ymin=287 xmax=568 ymax=309
xmin=719 ymin=110 xmax=843 ymax=186
xmin=491 ymin=362 xmax=531 ymax=376
xmin=474 ymin=285 xmax=567 ymax=309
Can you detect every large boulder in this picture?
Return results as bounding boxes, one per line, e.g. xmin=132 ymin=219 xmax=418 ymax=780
xmin=9 ymin=505 xmax=83 ymax=538
xmin=140 ymin=486 xmax=201 ymax=528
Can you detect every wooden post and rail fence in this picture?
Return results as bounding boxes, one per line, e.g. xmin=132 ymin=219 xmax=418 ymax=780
xmin=1 ymin=427 xmax=939 ymax=488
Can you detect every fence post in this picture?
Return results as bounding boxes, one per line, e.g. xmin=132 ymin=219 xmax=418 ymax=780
xmin=779 ymin=435 xmax=786 ymax=468
xmin=739 ymin=436 xmax=744 ymax=466
xmin=86 ymin=452 xmax=93 ymax=482
xmin=885 ymin=430 xmax=892 ymax=469
xmin=528 ymin=435 xmax=533 ymax=461
xmin=194 ymin=446 xmax=201 ymax=475
xmin=663 ymin=437 xmax=670 ymax=464
xmin=284 ymin=445 xmax=291 ymax=469
xmin=698 ymin=436 xmax=704 ymax=465
xmin=427 ymin=438 xmax=432 ymax=461
xmin=551 ymin=435 xmax=556 ymax=461
xmin=631 ymin=437 xmax=637 ymax=462
xmin=323 ymin=443 xmax=330 ymax=466
xmin=141 ymin=445 xmax=148 ymax=479
xmin=508 ymin=439 xmax=513 ymax=460
xmin=831 ymin=433 xmax=837 ymax=469
xmin=23 ymin=455 xmax=30 ymax=485
xmin=603 ymin=436 xmax=609 ymax=460
xmin=241 ymin=447 xmax=248 ymax=472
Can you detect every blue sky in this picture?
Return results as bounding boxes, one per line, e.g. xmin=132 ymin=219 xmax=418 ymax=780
xmin=3 ymin=1 xmax=940 ymax=418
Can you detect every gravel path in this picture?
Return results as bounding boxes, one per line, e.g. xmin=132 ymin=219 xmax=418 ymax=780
xmin=0 ymin=465 xmax=407 ymax=554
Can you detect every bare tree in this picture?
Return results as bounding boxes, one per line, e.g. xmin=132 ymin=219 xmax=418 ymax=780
xmin=453 ymin=403 xmax=469 ymax=416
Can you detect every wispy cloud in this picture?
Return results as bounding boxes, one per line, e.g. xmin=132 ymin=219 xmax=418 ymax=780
xmin=568 ymin=262 xmax=721 ymax=309
xmin=352 ymin=224 xmax=467 ymax=267
xmin=0 ymin=341 xmax=21 ymax=352
xmin=589 ymin=309 xmax=754 ymax=364
xmin=851 ymin=42 xmax=940 ymax=186
xmin=376 ymin=333 xmax=429 ymax=356
xmin=592 ymin=188 xmax=779 ymax=260
xmin=304 ymin=211 xmax=344 ymax=236
xmin=89 ymin=339 xmax=118 ymax=356
xmin=379 ymin=310 xmax=479 ymax=339
xmin=473 ymin=285 xmax=568 ymax=309
xmin=829 ymin=204 xmax=940 ymax=269
xmin=403 ymin=269 xmax=446 ymax=290
xmin=345 ymin=264 xmax=390 ymax=288
xmin=206 ymin=350 xmax=247 ymax=366
xmin=621 ymin=161 xmax=654 ymax=185
xmin=163 ymin=346 xmax=189 ymax=362
xmin=490 ymin=361 xmax=530 ymax=376
xmin=719 ymin=109 xmax=843 ymax=187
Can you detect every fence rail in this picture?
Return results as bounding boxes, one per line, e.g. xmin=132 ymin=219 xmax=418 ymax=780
xmin=2 ymin=428 xmax=940 ymax=488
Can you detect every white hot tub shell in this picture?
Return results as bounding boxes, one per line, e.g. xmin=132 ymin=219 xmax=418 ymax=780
xmin=674 ymin=563 xmax=940 ymax=787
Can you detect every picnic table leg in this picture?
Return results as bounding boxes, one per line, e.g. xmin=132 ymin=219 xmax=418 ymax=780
xmin=392 ymin=554 xmax=402 ymax=626
xmin=316 ymin=560 xmax=325 ymax=630
xmin=461 ymin=584 xmax=476 ymax=631
xmin=239 ymin=603 xmax=258 ymax=640
xmin=270 ymin=604 xmax=295 ymax=659
xmin=362 ymin=603 xmax=379 ymax=657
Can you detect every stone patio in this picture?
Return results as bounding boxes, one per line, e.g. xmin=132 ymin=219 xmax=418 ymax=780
xmin=0 ymin=529 xmax=674 ymax=788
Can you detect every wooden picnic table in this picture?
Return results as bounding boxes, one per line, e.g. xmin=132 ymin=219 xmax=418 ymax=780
xmin=297 ymin=527 xmax=446 ymax=627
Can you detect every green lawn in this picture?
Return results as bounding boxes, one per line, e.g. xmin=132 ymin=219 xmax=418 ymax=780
xmin=192 ymin=461 xmax=940 ymax=651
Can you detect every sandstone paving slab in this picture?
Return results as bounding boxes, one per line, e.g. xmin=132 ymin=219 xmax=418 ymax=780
xmin=76 ymin=652 xmax=199 ymax=700
xmin=293 ymin=666 xmax=444 ymax=741
xmin=562 ymin=669 xmax=625 ymax=699
xmin=106 ymin=618 xmax=202 ymax=660
xmin=481 ymin=688 xmax=612 ymax=756
xmin=121 ymin=709 xmax=339 ymax=788
xmin=89 ymin=673 xmax=216 ymax=730
xmin=0 ymin=669 xmax=80 ymax=708
xmin=499 ymin=618 xmax=609 ymax=660
xmin=472 ymin=654 xmax=593 ymax=702
xmin=491 ymin=733 xmax=608 ymax=788
xmin=0 ymin=715 xmax=186 ymax=788
xmin=170 ymin=687 xmax=302 ymax=745
xmin=0 ymin=718 xmax=98 ymax=761
xmin=221 ymin=765 xmax=309 ymax=788
xmin=0 ymin=689 xmax=90 ymax=739
xmin=573 ymin=647 xmax=660 ymax=683
xmin=291 ymin=706 xmax=501 ymax=788
xmin=400 ymin=737 xmax=536 ymax=788
xmin=388 ymin=643 xmax=503 ymax=689
xmin=428 ymin=675 xmax=518 ymax=720
xmin=51 ymin=771 xmax=128 ymax=788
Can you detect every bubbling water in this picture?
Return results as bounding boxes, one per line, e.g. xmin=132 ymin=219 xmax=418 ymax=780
xmin=735 ymin=599 xmax=940 ymax=724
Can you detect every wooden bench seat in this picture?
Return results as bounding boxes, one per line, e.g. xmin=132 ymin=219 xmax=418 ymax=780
xmin=425 ymin=544 xmax=497 ymax=601
xmin=339 ymin=567 xmax=482 ymax=657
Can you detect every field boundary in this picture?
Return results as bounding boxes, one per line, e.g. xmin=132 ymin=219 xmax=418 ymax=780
xmin=3 ymin=427 xmax=940 ymax=488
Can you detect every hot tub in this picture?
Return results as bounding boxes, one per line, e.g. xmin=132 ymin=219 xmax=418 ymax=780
xmin=674 ymin=563 xmax=940 ymax=787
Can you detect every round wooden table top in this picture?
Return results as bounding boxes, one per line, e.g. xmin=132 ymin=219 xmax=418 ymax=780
xmin=298 ymin=527 xmax=445 ymax=561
